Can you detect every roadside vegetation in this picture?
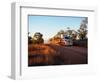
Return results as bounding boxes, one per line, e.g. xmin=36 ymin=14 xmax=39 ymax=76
xmin=28 ymin=18 xmax=88 ymax=66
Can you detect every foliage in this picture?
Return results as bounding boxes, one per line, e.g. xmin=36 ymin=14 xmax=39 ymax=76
xmin=28 ymin=32 xmax=33 ymax=44
xmin=28 ymin=32 xmax=44 ymax=44
xmin=78 ymin=18 xmax=88 ymax=40
xmin=32 ymin=32 xmax=44 ymax=44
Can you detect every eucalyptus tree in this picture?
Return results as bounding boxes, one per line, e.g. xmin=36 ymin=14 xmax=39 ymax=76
xmin=78 ymin=18 xmax=88 ymax=40
xmin=32 ymin=32 xmax=44 ymax=44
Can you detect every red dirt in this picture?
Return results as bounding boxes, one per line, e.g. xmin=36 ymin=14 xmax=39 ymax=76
xmin=28 ymin=44 xmax=87 ymax=66
xmin=28 ymin=44 xmax=60 ymax=66
xmin=48 ymin=44 xmax=87 ymax=64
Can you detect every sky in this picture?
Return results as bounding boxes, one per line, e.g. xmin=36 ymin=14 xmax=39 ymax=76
xmin=28 ymin=15 xmax=86 ymax=40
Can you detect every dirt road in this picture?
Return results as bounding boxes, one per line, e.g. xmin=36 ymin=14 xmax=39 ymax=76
xmin=48 ymin=44 xmax=87 ymax=65
xmin=28 ymin=44 xmax=87 ymax=66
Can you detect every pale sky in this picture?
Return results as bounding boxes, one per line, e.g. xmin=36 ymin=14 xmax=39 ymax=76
xmin=28 ymin=15 xmax=86 ymax=40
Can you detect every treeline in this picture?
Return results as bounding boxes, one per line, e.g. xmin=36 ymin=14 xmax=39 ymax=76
xmin=28 ymin=18 xmax=88 ymax=45
xmin=28 ymin=32 xmax=44 ymax=44
xmin=50 ymin=18 xmax=88 ymax=41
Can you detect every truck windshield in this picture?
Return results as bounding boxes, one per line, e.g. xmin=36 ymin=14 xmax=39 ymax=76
xmin=64 ymin=36 xmax=70 ymax=39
